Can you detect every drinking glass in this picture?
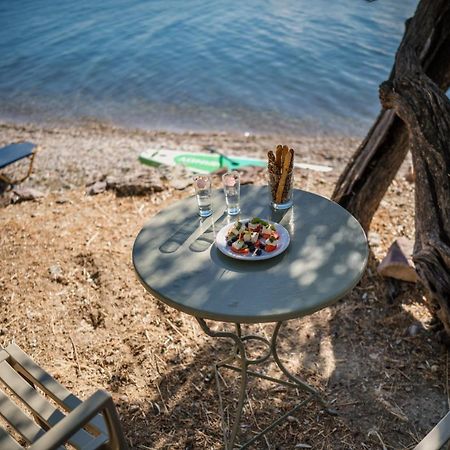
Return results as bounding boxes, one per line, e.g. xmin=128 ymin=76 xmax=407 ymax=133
xmin=222 ymin=170 xmax=240 ymax=215
xmin=194 ymin=175 xmax=212 ymax=217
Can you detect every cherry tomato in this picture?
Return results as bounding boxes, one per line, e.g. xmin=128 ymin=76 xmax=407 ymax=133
xmin=231 ymin=246 xmax=249 ymax=254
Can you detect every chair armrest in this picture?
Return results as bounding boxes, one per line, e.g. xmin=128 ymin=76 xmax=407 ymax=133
xmin=29 ymin=390 xmax=127 ymax=450
xmin=414 ymin=410 xmax=450 ymax=450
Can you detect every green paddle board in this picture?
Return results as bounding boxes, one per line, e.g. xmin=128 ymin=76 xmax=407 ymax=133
xmin=139 ymin=149 xmax=332 ymax=173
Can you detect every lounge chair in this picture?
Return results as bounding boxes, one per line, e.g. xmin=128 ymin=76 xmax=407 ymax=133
xmin=0 ymin=142 xmax=37 ymax=185
xmin=0 ymin=343 xmax=128 ymax=449
xmin=414 ymin=410 xmax=450 ymax=450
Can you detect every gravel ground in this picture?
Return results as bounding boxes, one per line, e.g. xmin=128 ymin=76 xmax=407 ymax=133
xmin=0 ymin=119 xmax=447 ymax=450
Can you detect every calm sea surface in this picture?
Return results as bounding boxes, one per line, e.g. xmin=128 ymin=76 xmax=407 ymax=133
xmin=0 ymin=0 xmax=418 ymax=136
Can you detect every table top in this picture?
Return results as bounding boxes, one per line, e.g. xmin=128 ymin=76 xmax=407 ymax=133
xmin=132 ymin=186 xmax=368 ymax=324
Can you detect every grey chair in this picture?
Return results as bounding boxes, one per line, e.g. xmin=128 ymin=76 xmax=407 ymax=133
xmin=414 ymin=411 xmax=450 ymax=450
xmin=0 ymin=343 xmax=128 ymax=449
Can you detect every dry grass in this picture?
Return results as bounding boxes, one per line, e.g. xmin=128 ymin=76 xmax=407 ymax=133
xmin=1 ymin=168 xmax=448 ymax=449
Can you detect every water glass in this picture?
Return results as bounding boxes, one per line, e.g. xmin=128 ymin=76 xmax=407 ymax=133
xmin=222 ymin=170 xmax=240 ymax=215
xmin=194 ymin=175 xmax=213 ymax=217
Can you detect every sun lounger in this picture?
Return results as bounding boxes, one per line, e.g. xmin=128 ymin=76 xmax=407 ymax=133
xmin=0 ymin=142 xmax=37 ymax=185
xmin=0 ymin=343 xmax=128 ymax=449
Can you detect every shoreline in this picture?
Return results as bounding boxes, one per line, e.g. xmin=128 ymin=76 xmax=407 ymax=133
xmin=0 ymin=119 xmax=362 ymax=192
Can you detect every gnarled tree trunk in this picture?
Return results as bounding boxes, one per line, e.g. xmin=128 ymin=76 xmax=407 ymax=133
xmin=332 ymin=0 xmax=450 ymax=231
xmin=379 ymin=44 xmax=450 ymax=335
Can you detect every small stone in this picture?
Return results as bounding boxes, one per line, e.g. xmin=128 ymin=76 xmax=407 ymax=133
xmin=169 ymin=177 xmax=193 ymax=190
xmin=368 ymin=232 xmax=381 ymax=247
xmin=431 ymin=365 xmax=439 ymax=372
xmin=405 ymin=165 xmax=415 ymax=183
xmin=11 ymin=186 xmax=44 ymax=203
xmin=49 ymin=264 xmax=66 ymax=284
xmin=378 ymin=237 xmax=418 ymax=283
xmin=107 ymin=173 xmax=164 ymax=197
xmin=86 ymin=181 xmax=107 ymax=196
xmin=407 ymin=322 xmax=424 ymax=337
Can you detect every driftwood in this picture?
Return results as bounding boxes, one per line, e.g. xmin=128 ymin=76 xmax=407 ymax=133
xmin=332 ymin=0 xmax=450 ymax=231
xmin=379 ymin=44 xmax=450 ymax=336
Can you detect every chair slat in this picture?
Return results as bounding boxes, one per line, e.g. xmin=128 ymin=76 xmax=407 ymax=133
xmin=0 ymin=389 xmax=47 ymax=444
xmin=0 ymin=424 xmax=23 ymax=450
xmin=0 ymin=361 xmax=94 ymax=449
xmin=414 ymin=410 xmax=450 ymax=450
xmin=5 ymin=344 xmax=107 ymax=435
xmin=0 ymin=350 xmax=9 ymax=363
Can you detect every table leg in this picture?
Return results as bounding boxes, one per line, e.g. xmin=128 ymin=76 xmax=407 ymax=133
xmin=196 ymin=318 xmax=335 ymax=449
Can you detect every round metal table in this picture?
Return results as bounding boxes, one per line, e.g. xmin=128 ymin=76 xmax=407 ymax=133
xmin=133 ymin=185 xmax=368 ymax=449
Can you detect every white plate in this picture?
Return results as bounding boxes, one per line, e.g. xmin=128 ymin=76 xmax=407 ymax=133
xmin=215 ymin=218 xmax=290 ymax=261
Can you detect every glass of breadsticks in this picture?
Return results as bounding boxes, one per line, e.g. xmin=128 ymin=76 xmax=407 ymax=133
xmin=267 ymin=144 xmax=294 ymax=210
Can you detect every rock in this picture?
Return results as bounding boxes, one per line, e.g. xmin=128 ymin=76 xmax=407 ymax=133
xmin=106 ymin=173 xmax=164 ymax=197
xmin=407 ymin=322 xmax=424 ymax=336
xmin=86 ymin=181 xmax=107 ymax=196
xmin=368 ymin=232 xmax=382 ymax=247
xmin=49 ymin=264 xmax=66 ymax=284
xmin=405 ymin=165 xmax=415 ymax=183
xmin=156 ymin=164 xmax=193 ymax=190
xmin=378 ymin=237 xmax=418 ymax=283
xmin=169 ymin=177 xmax=193 ymax=190
xmin=239 ymin=166 xmax=264 ymax=185
xmin=10 ymin=186 xmax=44 ymax=203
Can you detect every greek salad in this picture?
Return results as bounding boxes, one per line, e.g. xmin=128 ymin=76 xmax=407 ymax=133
xmin=226 ymin=217 xmax=280 ymax=256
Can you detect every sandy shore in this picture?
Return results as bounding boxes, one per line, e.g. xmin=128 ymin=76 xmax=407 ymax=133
xmin=0 ymin=119 xmax=446 ymax=449
xmin=0 ymin=120 xmax=361 ymax=192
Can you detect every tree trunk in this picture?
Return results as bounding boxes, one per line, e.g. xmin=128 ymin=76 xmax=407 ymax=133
xmin=379 ymin=43 xmax=450 ymax=335
xmin=332 ymin=0 xmax=450 ymax=231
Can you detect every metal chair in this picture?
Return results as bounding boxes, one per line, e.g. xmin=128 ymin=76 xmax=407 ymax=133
xmin=0 ymin=142 xmax=37 ymax=185
xmin=414 ymin=411 xmax=450 ymax=450
xmin=0 ymin=343 xmax=128 ymax=450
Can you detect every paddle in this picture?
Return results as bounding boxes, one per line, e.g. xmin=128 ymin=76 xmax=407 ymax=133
xmin=204 ymin=146 xmax=240 ymax=168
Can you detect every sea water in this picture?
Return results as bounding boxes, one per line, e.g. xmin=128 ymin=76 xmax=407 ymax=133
xmin=0 ymin=0 xmax=418 ymax=136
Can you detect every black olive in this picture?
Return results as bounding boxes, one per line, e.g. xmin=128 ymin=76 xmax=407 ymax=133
xmin=227 ymin=240 xmax=233 ymax=246
xmin=255 ymin=249 xmax=262 ymax=256
xmin=231 ymin=236 xmax=238 ymax=243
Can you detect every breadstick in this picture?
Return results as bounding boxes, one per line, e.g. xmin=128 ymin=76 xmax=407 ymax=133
xmin=281 ymin=145 xmax=289 ymax=169
xmin=276 ymin=149 xmax=293 ymax=203
xmin=268 ymin=150 xmax=280 ymax=201
xmin=275 ymin=145 xmax=283 ymax=168
xmin=282 ymin=149 xmax=295 ymax=202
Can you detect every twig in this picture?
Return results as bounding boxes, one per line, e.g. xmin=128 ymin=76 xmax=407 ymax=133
xmin=368 ymin=429 xmax=387 ymax=450
xmin=165 ymin=317 xmax=186 ymax=341
xmin=86 ymin=232 xmax=98 ymax=247
xmin=68 ymin=335 xmax=82 ymax=376
xmin=156 ymin=383 xmax=169 ymax=414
